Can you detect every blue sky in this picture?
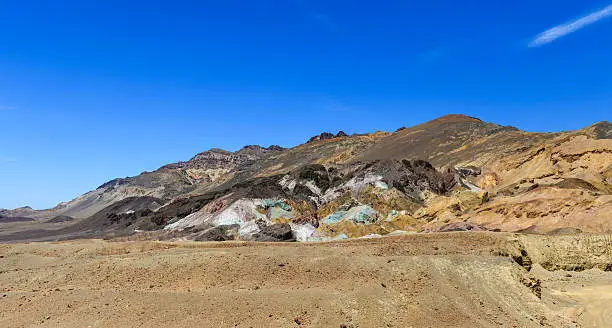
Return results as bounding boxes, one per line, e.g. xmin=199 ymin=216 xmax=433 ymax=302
xmin=1 ymin=0 xmax=611 ymax=209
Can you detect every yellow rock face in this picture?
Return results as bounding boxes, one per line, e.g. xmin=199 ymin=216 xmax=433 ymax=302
xmin=316 ymin=214 xmax=424 ymax=238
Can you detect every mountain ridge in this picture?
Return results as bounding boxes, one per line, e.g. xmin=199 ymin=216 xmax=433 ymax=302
xmin=1 ymin=114 xmax=611 ymax=243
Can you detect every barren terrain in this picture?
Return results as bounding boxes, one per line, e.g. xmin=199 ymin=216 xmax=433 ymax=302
xmin=1 ymin=232 xmax=611 ymax=327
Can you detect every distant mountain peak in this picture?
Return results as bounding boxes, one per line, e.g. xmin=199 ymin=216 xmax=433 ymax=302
xmin=307 ymin=131 xmax=349 ymax=143
xmin=206 ymin=148 xmax=232 ymax=154
xmin=585 ymin=121 xmax=612 ymax=139
xmin=429 ymin=114 xmax=483 ymax=123
xmin=239 ymin=145 xmax=286 ymax=152
xmin=241 ymin=145 xmax=266 ymax=151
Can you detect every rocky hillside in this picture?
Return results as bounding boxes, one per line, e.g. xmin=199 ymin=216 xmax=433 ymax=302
xmin=1 ymin=114 xmax=610 ymax=242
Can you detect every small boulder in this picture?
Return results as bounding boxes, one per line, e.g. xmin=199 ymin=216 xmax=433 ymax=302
xmin=194 ymin=224 xmax=239 ymax=241
xmin=252 ymin=223 xmax=295 ymax=242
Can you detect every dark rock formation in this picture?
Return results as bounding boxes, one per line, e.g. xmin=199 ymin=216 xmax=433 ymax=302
xmin=252 ymin=223 xmax=295 ymax=242
xmin=308 ymin=132 xmax=335 ymax=143
xmin=194 ymin=224 xmax=239 ymax=241
xmin=307 ymin=131 xmax=349 ymax=143
xmin=267 ymin=145 xmax=286 ymax=151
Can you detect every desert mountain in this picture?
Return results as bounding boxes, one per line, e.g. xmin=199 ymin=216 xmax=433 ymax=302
xmin=1 ymin=114 xmax=611 ymax=242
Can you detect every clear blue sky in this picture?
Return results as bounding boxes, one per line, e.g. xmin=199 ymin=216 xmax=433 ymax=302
xmin=1 ymin=0 xmax=611 ymax=209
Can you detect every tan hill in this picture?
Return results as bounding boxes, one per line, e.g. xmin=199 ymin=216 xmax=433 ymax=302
xmin=1 ymin=115 xmax=610 ymax=242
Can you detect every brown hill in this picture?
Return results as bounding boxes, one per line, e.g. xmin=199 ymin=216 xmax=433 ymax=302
xmin=355 ymin=114 xmax=551 ymax=167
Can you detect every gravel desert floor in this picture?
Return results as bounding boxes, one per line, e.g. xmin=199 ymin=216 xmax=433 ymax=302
xmin=1 ymin=232 xmax=611 ymax=328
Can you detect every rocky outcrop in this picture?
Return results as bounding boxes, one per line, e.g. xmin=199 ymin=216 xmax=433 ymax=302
xmin=251 ymin=223 xmax=295 ymax=242
xmin=194 ymin=224 xmax=240 ymax=241
xmin=307 ymin=131 xmax=349 ymax=143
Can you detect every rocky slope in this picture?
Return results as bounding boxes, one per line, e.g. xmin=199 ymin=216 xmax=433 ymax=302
xmin=1 ymin=114 xmax=610 ymax=242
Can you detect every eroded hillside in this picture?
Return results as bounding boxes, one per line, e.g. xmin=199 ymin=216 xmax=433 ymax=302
xmin=1 ymin=115 xmax=610 ymax=243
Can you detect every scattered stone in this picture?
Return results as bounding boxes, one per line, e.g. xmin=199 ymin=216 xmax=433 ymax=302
xmin=521 ymin=277 xmax=542 ymax=298
xmin=435 ymin=222 xmax=485 ymax=232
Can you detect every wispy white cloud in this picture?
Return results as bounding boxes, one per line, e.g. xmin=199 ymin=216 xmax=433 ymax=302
xmin=529 ymin=4 xmax=612 ymax=47
xmin=0 ymin=105 xmax=16 ymax=110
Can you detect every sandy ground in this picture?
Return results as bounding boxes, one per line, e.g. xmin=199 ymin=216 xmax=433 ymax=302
xmin=0 ymin=232 xmax=611 ymax=328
